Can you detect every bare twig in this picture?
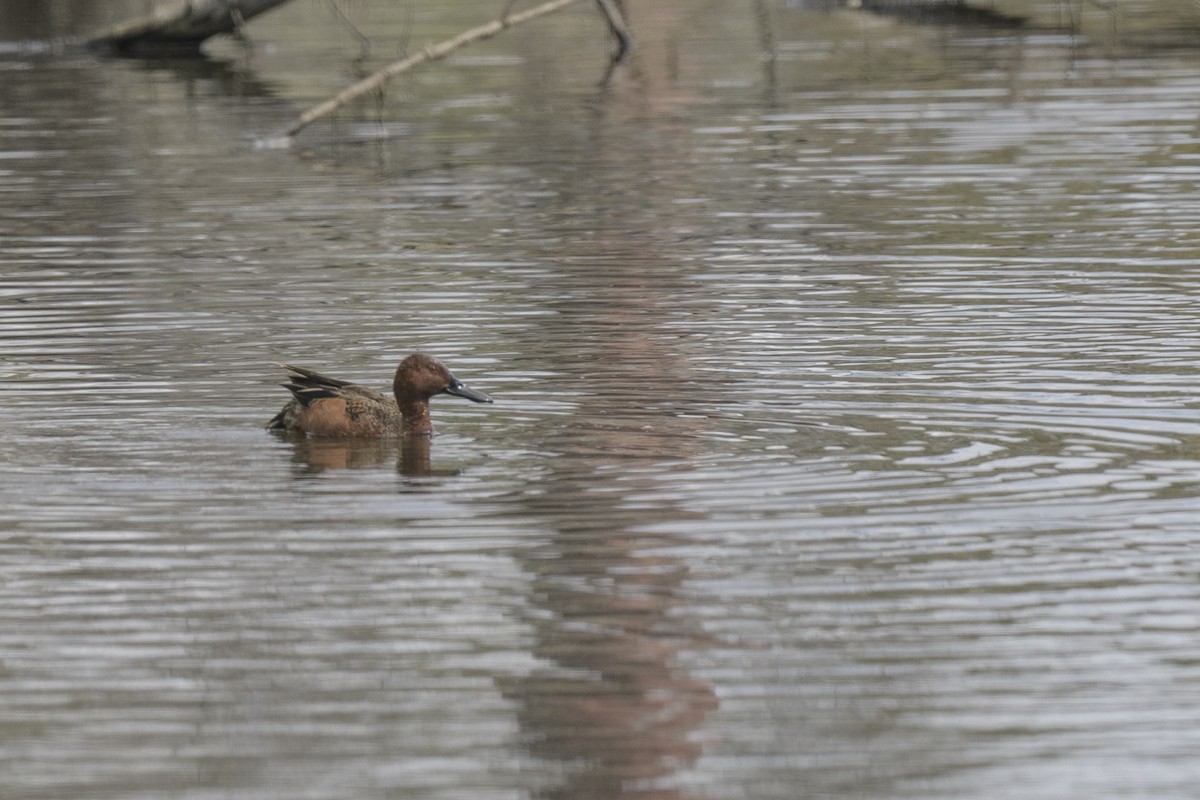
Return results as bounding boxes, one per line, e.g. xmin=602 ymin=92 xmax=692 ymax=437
xmin=279 ymin=0 xmax=581 ymax=139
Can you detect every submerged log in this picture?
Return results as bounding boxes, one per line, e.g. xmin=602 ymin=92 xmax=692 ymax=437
xmin=88 ymin=0 xmax=293 ymax=54
xmin=87 ymin=0 xmax=633 ymax=141
xmin=854 ymin=0 xmax=1025 ymax=28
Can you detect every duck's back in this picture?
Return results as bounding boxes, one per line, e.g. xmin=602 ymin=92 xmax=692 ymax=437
xmin=268 ymin=366 xmax=403 ymax=437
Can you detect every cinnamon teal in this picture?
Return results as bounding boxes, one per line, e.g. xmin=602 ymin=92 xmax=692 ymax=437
xmin=267 ymin=354 xmax=492 ymax=437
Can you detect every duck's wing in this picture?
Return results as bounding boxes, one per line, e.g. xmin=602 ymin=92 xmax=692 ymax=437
xmin=278 ymin=364 xmax=391 ymax=407
xmin=268 ymin=365 xmax=399 ymax=435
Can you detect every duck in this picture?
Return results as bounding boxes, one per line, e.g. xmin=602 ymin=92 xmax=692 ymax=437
xmin=267 ymin=354 xmax=492 ymax=437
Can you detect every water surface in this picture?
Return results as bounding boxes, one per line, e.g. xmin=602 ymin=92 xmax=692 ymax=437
xmin=2 ymin=2 xmax=1200 ymax=798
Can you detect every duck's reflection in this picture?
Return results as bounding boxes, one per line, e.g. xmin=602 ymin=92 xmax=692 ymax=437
xmin=277 ymin=435 xmax=396 ymax=471
xmin=274 ymin=433 xmax=443 ymax=478
xmin=398 ymin=436 xmax=432 ymax=477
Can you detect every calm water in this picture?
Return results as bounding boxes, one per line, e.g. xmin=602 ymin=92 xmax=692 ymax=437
xmin=3 ymin=1 xmax=1200 ymax=798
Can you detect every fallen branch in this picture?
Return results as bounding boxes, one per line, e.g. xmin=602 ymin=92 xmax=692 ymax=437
xmin=278 ymin=0 xmax=582 ymax=139
xmin=88 ymin=0 xmax=292 ymax=53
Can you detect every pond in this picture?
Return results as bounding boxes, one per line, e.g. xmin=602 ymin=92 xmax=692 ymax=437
xmin=2 ymin=1 xmax=1200 ymax=798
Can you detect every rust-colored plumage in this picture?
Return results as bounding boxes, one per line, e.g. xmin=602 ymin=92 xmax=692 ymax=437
xmin=267 ymin=354 xmax=492 ymax=438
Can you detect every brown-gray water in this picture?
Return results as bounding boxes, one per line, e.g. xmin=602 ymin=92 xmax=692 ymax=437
xmin=3 ymin=1 xmax=1200 ymax=798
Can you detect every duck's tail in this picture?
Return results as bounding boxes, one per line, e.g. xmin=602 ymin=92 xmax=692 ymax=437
xmin=267 ymin=365 xmax=355 ymax=430
xmin=266 ymin=406 xmax=291 ymax=430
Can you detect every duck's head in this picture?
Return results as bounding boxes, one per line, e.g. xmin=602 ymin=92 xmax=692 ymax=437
xmin=393 ymin=354 xmax=493 ymax=404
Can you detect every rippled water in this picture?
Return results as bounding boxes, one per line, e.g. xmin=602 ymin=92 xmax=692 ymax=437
xmin=3 ymin=1 xmax=1200 ymax=798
